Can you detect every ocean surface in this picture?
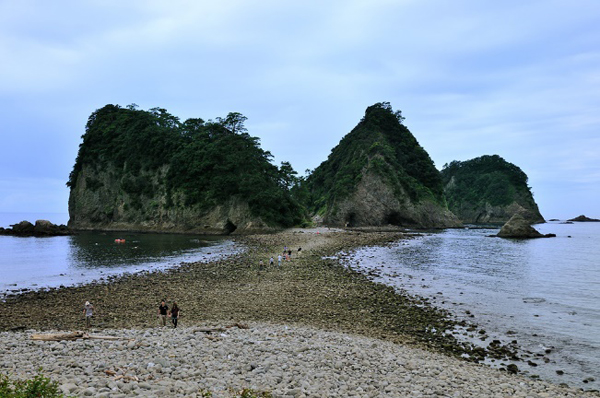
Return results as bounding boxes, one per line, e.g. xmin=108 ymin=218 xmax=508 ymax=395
xmin=0 ymin=212 xmax=236 ymax=296
xmin=345 ymin=221 xmax=600 ymax=390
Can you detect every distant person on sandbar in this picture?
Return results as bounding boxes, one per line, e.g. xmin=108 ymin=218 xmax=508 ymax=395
xmin=83 ymin=301 xmax=94 ymax=329
xmin=158 ymin=300 xmax=169 ymax=327
xmin=170 ymin=302 xmax=180 ymax=328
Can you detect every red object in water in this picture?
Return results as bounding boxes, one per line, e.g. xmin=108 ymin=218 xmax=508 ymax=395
xmin=115 ymin=239 xmax=126 ymax=243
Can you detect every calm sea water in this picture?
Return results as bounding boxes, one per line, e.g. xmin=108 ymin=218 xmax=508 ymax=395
xmin=346 ymin=222 xmax=600 ymax=390
xmin=0 ymin=212 xmax=235 ymax=296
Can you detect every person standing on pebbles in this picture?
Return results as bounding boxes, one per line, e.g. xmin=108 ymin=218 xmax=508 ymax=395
xmin=170 ymin=302 xmax=180 ymax=328
xmin=83 ymin=301 xmax=94 ymax=329
xmin=158 ymin=300 xmax=169 ymax=327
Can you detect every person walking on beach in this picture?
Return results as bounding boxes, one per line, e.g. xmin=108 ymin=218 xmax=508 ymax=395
xmin=170 ymin=302 xmax=180 ymax=328
xmin=158 ymin=300 xmax=169 ymax=327
xmin=83 ymin=301 xmax=94 ymax=329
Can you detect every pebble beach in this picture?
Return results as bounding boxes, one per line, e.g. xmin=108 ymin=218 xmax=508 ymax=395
xmin=1 ymin=323 xmax=594 ymax=398
xmin=1 ymin=228 xmax=598 ymax=397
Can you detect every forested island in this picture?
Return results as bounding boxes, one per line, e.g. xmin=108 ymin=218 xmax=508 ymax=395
xmin=67 ymin=105 xmax=304 ymax=234
xmin=441 ymin=155 xmax=544 ymax=224
xmin=304 ymin=102 xmax=459 ymax=228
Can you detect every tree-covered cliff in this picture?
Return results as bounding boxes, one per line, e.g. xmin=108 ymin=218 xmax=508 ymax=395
xmin=441 ymin=155 xmax=544 ymax=223
xmin=67 ymin=104 xmax=304 ymax=233
xmin=305 ymin=102 xmax=459 ymax=228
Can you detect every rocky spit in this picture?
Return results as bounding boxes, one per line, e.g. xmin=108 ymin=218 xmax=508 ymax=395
xmin=2 ymin=228 xmax=599 ymax=397
xmin=1 ymin=322 xmax=595 ymax=398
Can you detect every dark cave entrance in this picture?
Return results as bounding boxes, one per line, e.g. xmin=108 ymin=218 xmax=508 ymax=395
xmin=224 ymin=219 xmax=237 ymax=235
xmin=385 ymin=211 xmax=412 ymax=227
xmin=345 ymin=213 xmax=357 ymax=227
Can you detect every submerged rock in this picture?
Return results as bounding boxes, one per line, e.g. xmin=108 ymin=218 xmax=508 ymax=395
xmin=497 ymin=214 xmax=555 ymax=239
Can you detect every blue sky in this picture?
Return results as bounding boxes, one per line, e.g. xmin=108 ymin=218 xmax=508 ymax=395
xmin=1 ymin=0 xmax=599 ymax=223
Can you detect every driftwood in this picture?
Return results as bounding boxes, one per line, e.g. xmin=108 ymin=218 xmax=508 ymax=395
xmin=193 ymin=323 xmax=250 ymax=334
xmin=31 ymin=331 xmax=127 ymax=342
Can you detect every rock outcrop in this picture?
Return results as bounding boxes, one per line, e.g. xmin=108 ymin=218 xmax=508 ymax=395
xmin=442 ymin=155 xmax=544 ymax=224
xmin=306 ymin=102 xmax=460 ymax=229
xmin=497 ymin=214 xmax=555 ymax=239
xmin=0 ymin=220 xmax=70 ymax=237
xmin=568 ymin=215 xmax=600 ymax=222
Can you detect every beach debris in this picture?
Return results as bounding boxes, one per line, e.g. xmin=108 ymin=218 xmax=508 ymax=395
xmin=31 ymin=331 xmax=128 ymax=342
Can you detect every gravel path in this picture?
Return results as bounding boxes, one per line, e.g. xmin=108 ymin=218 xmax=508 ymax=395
xmin=1 ymin=322 xmax=594 ymax=397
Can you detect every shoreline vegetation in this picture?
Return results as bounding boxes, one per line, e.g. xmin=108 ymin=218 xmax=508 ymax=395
xmin=1 ymin=228 xmax=598 ymax=396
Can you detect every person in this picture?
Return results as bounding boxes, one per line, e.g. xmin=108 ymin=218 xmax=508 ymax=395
xmin=170 ymin=302 xmax=180 ymax=328
xmin=259 ymin=259 xmax=264 ymax=271
xmin=158 ymin=300 xmax=169 ymax=327
xmin=277 ymin=254 xmax=282 ymax=266
xmin=83 ymin=301 xmax=94 ymax=329
xmin=269 ymin=257 xmax=274 ymax=267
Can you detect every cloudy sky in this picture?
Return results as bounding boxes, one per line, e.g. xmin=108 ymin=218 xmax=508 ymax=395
xmin=1 ymin=0 xmax=599 ymax=224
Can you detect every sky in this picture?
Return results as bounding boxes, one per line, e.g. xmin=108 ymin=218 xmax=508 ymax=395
xmin=1 ymin=0 xmax=599 ymax=223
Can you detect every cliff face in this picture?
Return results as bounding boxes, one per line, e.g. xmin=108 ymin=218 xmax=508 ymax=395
xmin=68 ymin=164 xmax=271 ymax=234
xmin=326 ymin=169 xmax=459 ymax=228
xmin=306 ymin=102 xmax=460 ymax=228
xmin=441 ymin=155 xmax=544 ymax=224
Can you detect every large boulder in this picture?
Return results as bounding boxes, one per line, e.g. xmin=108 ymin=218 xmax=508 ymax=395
xmin=10 ymin=220 xmax=35 ymax=235
xmin=497 ymin=214 xmax=555 ymax=239
xmin=34 ymin=220 xmax=70 ymax=236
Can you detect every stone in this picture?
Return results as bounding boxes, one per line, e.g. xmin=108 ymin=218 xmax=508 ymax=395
xmin=497 ymin=214 xmax=555 ymax=239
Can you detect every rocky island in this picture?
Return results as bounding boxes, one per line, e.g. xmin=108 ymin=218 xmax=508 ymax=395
xmin=568 ymin=215 xmax=600 ymax=222
xmin=0 ymin=220 xmax=70 ymax=237
xmin=496 ymin=213 xmax=555 ymax=239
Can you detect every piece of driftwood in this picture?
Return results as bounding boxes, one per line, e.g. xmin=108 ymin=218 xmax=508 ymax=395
xmin=31 ymin=331 xmax=127 ymax=341
xmin=193 ymin=323 xmax=250 ymax=334
xmin=193 ymin=327 xmax=226 ymax=333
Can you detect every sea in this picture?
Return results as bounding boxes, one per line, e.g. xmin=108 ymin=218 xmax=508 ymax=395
xmin=0 ymin=212 xmax=237 ymax=296
xmin=344 ymin=221 xmax=600 ymax=390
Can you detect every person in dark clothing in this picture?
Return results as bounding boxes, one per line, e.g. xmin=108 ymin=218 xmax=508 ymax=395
xmin=170 ymin=302 xmax=180 ymax=328
xmin=158 ymin=300 xmax=169 ymax=327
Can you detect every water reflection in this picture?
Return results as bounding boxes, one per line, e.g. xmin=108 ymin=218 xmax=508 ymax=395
xmin=67 ymin=232 xmax=224 ymax=269
xmin=1 ymin=232 xmax=231 ymax=294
